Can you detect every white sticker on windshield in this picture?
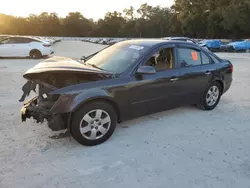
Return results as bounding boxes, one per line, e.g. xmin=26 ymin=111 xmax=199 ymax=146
xmin=129 ymin=45 xmax=144 ymax=50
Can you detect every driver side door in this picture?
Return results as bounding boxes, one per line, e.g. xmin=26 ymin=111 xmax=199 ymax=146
xmin=0 ymin=38 xmax=19 ymax=57
xmin=128 ymin=44 xmax=183 ymax=118
xmin=0 ymin=38 xmax=12 ymax=57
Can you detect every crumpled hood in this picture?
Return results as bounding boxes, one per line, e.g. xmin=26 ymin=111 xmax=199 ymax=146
xmin=24 ymin=56 xmax=112 ymax=77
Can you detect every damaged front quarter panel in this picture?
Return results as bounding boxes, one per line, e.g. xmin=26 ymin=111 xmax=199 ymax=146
xmin=19 ymin=63 xmax=114 ymax=132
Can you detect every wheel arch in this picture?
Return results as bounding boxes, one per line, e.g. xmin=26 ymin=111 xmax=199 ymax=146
xmin=213 ymin=79 xmax=224 ymax=93
xmin=29 ymin=49 xmax=42 ymax=56
xmin=72 ymin=97 xmax=121 ymax=123
xmin=197 ymin=79 xmax=224 ymax=110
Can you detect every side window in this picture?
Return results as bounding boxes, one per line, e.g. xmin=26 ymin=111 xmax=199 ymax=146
xmin=177 ymin=48 xmax=201 ymax=67
xmin=7 ymin=38 xmax=19 ymax=44
xmin=18 ymin=38 xmax=28 ymax=43
xmin=23 ymin=38 xmax=39 ymax=43
xmin=14 ymin=38 xmax=31 ymax=43
xmin=0 ymin=39 xmax=10 ymax=44
xmin=201 ymin=51 xmax=210 ymax=64
xmin=1 ymin=38 xmax=17 ymax=44
xmin=144 ymin=47 xmax=174 ymax=71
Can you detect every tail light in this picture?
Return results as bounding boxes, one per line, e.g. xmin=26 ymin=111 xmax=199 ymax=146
xmin=228 ymin=63 xmax=233 ymax=73
xmin=43 ymin=44 xmax=51 ymax=47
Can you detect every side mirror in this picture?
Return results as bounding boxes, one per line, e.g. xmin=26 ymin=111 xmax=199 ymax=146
xmin=136 ymin=66 xmax=156 ymax=75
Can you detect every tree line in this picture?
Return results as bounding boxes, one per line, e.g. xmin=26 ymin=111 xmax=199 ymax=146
xmin=1 ymin=0 xmax=250 ymax=39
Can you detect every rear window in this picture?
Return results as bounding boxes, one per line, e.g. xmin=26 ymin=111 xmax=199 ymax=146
xmin=209 ymin=52 xmax=221 ymax=63
xmin=18 ymin=38 xmax=39 ymax=43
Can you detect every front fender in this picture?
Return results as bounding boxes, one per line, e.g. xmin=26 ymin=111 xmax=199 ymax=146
xmin=50 ymin=88 xmax=115 ymax=114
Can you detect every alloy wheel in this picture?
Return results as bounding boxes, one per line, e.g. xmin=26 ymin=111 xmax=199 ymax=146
xmin=206 ymin=85 xmax=219 ymax=106
xmin=79 ymin=109 xmax=111 ymax=140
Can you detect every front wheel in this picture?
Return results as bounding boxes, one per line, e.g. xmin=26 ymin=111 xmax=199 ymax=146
xmin=70 ymin=101 xmax=117 ymax=146
xmin=197 ymin=82 xmax=222 ymax=110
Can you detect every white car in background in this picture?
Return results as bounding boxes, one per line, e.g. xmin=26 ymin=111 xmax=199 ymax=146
xmin=0 ymin=36 xmax=54 ymax=58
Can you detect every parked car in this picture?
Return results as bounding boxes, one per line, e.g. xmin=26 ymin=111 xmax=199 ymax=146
xmin=100 ymin=38 xmax=110 ymax=45
xmin=0 ymin=36 xmax=54 ymax=58
xmin=199 ymin=39 xmax=221 ymax=52
xmin=227 ymin=40 xmax=250 ymax=52
xmin=20 ymin=39 xmax=233 ymax=146
xmin=107 ymin=39 xmax=117 ymax=45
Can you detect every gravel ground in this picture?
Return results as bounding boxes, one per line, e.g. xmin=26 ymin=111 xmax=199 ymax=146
xmin=0 ymin=41 xmax=250 ymax=188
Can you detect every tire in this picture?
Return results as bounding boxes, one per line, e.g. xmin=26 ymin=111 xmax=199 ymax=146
xmin=246 ymin=49 xmax=250 ymax=53
xmin=197 ymin=82 xmax=222 ymax=110
xmin=70 ymin=101 xmax=117 ymax=146
xmin=30 ymin=50 xmax=42 ymax=59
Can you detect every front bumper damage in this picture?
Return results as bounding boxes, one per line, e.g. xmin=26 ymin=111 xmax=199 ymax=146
xmin=21 ymin=96 xmax=66 ymax=131
xmin=20 ymin=81 xmax=68 ymax=131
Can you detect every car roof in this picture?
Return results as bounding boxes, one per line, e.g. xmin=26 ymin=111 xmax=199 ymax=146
xmin=162 ymin=36 xmax=190 ymax=39
xmin=118 ymin=39 xmax=198 ymax=48
xmin=4 ymin=36 xmax=40 ymax=40
xmin=1 ymin=36 xmax=44 ymax=42
xmin=170 ymin=37 xmax=190 ymax=40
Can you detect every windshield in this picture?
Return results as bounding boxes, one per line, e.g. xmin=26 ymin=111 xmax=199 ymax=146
xmin=85 ymin=42 xmax=149 ymax=74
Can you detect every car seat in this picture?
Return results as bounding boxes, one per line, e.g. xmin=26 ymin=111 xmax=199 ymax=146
xmin=154 ymin=49 xmax=173 ymax=71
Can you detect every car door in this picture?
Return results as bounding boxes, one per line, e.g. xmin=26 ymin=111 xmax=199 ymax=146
xmin=0 ymin=38 xmax=15 ymax=57
xmin=0 ymin=39 xmax=8 ymax=57
xmin=128 ymin=44 xmax=183 ymax=118
xmin=11 ymin=38 xmax=31 ymax=57
xmin=175 ymin=44 xmax=214 ymax=105
xmin=0 ymin=37 xmax=24 ymax=57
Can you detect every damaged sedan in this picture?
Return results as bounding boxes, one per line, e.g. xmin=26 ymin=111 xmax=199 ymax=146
xmin=20 ymin=39 xmax=233 ymax=146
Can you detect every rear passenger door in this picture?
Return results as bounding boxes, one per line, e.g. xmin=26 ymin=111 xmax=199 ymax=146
xmin=13 ymin=38 xmax=33 ymax=57
xmin=176 ymin=44 xmax=214 ymax=105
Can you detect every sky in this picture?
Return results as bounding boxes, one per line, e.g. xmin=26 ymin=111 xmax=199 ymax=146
xmin=0 ymin=0 xmax=174 ymax=20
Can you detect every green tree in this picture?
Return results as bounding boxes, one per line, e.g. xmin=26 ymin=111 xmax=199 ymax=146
xmin=63 ymin=12 xmax=93 ymax=37
xmin=1 ymin=1 xmax=250 ymax=38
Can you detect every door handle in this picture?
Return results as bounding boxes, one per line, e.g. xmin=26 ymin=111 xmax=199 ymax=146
xmin=205 ymin=71 xmax=211 ymax=75
xmin=170 ymin=77 xmax=179 ymax=82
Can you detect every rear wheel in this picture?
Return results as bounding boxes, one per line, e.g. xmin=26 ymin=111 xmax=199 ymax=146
xmin=197 ymin=82 xmax=222 ymax=110
xmin=70 ymin=101 xmax=117 ymax=146
xmin=246 ymin=49 xmax=250 ymax=53
xmin=30 ymin=50 xmax=42 ymax=59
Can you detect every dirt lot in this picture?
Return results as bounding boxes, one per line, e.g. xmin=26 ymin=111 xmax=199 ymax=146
xmin=0 ymin=41 xmax=250 ymax=188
